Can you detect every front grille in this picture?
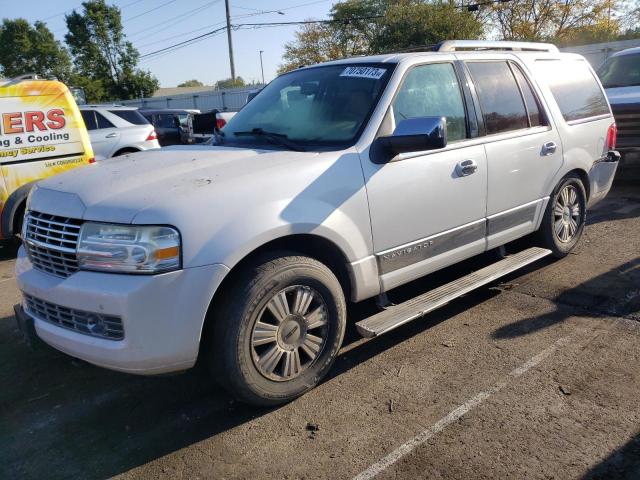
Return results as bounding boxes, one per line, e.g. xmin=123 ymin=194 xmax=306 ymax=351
xmin=611 ymin=104 xmax=640 ymax=144
xmin=24 ymin=294 xmax=124 ymax=340
xmin=24 ymin=211 xmax=83 ymax=278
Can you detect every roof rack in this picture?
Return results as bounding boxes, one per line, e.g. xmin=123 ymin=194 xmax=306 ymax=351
xmin=436 ymin=40 xmax=559 ymax=53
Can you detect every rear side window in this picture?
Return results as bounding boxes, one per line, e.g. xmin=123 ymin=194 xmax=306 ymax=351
xmin=535 ymin=60 xmax=609 ymax=122
xmin=157 ymin=114 xmax=178 ymax=129
xmin=392 ymin=63 xmax=468 ymax=142
xmin=511 ymin=64 xmax=544 ymax=127
xmin=80 ymin=110 xmax=97 ymax=130
xmin=108 ymin=109 xmax=149 ymax=125
xmin=467 ymin=61 xmax=529 ymax=135
xmin=95 ymin=112 xmax=115 ymax=129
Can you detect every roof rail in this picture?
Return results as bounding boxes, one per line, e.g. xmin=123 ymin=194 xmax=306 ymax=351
xmin=437 ymin=40 xmax=559 ymax=53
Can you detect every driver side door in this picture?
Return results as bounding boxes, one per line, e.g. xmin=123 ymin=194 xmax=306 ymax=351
xmin=361 ymin=62 xmax=488 ymax=291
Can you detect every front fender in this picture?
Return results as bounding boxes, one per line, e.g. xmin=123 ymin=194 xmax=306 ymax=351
xmin=1 ymin=180 xmax=35 ymax=239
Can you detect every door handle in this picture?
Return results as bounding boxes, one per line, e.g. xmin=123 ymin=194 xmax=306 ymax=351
xmin=105 ymin=132 xmax=117 ymax=138
xmin=542 ymin=142 xmax=557 ymax=155
xmin=456 ymin=159 xmax=478 ymax=177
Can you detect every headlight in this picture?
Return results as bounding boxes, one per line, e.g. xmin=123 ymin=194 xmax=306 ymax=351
xmin=77 ymin=223 xmax=181 ymax=274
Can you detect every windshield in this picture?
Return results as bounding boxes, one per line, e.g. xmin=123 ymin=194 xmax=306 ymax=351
xmin=597 ymin=53 xmax=640 ymax=88
xmin=221 ymin=64 xmax=393 ymax=149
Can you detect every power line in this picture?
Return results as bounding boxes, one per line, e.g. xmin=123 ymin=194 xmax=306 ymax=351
xmin=139 ymin=26 xmax=227 ymax=59
xmin=128 ymin=0 xmax=221 ymax=39
xmin=41 ymin=0 xmax=148 ymax=22
xmin=124 ymin=0 xmax=178 ymax=22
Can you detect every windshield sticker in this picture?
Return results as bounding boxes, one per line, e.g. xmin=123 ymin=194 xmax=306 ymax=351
xmin=340 ymin=66 xmax=387 ymax=80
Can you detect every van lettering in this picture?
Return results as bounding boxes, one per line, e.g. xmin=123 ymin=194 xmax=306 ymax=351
xmin=25 ymin=111 xmax=47 ymax=132
xmin=46 ymin=109 xmax=66 ymax=129
xmin=3 ymin=112 xmax=23 ymax=134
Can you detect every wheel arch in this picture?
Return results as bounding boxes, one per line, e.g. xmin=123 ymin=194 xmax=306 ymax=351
xmin=113 ymin=147 xmax=140 ymax=157
xmin=198 ymin=233 xmax=354 ymax=359
xmin=0 ymin=181 xmax=35 ymax=239
xmin=564 ymin=168 xmax=590 ymax=201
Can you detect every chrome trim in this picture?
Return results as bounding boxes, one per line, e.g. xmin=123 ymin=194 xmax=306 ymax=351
xmin=487 ymin=200 xmax=541 ymax=236
xmin=376 ymin=219 xmax=486 ymax=274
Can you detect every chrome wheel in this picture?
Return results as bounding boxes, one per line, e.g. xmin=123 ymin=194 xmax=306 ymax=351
xmin=553 ymin=185 xmax=582 ymax=243
xmin=251 ymin=285 xmax=328 ymax=382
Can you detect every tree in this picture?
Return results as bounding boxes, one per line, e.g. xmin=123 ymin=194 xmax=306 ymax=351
xmin=178 ymin=79 xmax=204 ymax=87
xmin=0 ymin=19 xmax=73 ymax=82
xmin=489 ymin=0 xmax=628 ymax=44
xmin=65 ymin=0 xmax=159 ymax=101
xmin=279 ymin=0 xmax=484 ymax=73
xmin=214 ymin=76 xmax=246 ymax=89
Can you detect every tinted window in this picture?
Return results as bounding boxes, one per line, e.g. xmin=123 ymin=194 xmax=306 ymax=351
xmin=511 ymin=64 xmax=543 ymax=127
xmin=467 ymin=61 xmax=528 ymax=134
xmin=157 ymin=114 xmax=178 ymax=129
xmin=95 ymin=112 xmax=115 ymax=129
xmin=597 ymin=53 xmax=640 ymax=88
xmin=392 ymin=63 xmax=467 ymax=142
xmin=80 ymin=110 xmax=97 ymax=130
xmin=108 ymin=109 xmax=149 ymax=125
xmin=535 ymin=60 xmax=609 ymax=122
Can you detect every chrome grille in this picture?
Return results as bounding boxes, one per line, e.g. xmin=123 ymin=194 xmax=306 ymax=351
xmin=24 ymin=294 xmax=124 ymax=340
xmin=24 ymin=211 xmax=83 ymax=278
xmin=611 ymin=104 xmax=640 ymax=144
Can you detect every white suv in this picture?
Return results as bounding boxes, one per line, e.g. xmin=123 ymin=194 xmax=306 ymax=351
xmin=15 ymin=41 xmax=619 ymax=406
xmin=79 ymin=105 xmax=160 ymax=160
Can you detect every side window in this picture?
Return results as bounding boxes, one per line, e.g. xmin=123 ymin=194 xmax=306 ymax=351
xmin=95 ymin=112 xmax=115 ymax=129
xmin=510 ymin=63 xmax=544 ymax=127
xmin=466 ymin=61 xmax=528 ymax=135
xmin=392 ymin=63 xmax=467 ymax=142
xmin=80 ymin=110 xmax=97 ymax=130
xmin=157 ymin=114 xmax=177 ymax=129
xmin=535 ymin=59 xmax=609 ymax=122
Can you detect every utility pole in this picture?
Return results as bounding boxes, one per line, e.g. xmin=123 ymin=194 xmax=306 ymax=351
xmin=225 ymin=0 xmax=236 ymax=80
xmin=259 ymin=50 xmax=265 ymax=84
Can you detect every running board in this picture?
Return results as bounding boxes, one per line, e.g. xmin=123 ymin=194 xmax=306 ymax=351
xmin=356 ymin=247 xmax=552 ymax=338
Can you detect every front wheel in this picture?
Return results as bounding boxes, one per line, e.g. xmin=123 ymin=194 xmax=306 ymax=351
xmin=538 ymin=175 xmax=587 ymax=257
xmin=208 ymin=254 xmax=346 ymax=406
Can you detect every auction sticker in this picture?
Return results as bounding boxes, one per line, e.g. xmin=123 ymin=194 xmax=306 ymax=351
xmin=340 ymin=66 xmax=387 ymax=79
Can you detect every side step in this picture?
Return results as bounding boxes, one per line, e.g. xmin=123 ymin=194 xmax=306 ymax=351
xmin=356 ymin=247 xmax=552 ymax=338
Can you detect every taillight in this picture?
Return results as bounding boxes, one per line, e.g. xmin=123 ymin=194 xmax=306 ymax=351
xmin=606 ymin=123 xmax=617 ymax=150
xmin=88 ymin=157 xmax=96 ymax=164
xmin=146 ymin=130 xmax=158 ymax=141
xmin=215 ymin=118 xmax=226 ymax=130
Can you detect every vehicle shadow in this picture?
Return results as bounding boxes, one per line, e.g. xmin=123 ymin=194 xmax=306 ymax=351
xmin=581 ymin=431 xmax=640 ymax=479
xmin=0 ymin=253 xmax=506 ymax=480
xmin=587 ymin=182 xmax=640 ymax=226
xmin=0 ymin=240 xmax=19 ymax=261
xmin=492 ymin=257 xmax=640 ymax=340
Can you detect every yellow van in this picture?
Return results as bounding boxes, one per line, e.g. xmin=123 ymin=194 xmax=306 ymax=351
xmin=0 ymin=76 xmax=94 ymax=240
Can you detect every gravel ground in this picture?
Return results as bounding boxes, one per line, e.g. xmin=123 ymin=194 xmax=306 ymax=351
xmin=1 ymin=182 xmax=638 ymax=480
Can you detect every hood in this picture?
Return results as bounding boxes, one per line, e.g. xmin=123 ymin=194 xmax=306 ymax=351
xmin=605 ymin=85 xmax=640 ymax=105
xmin=32 ymin=145 xmax=305 ymax=223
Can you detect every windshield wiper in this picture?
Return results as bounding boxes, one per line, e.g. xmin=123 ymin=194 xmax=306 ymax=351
xmin=233 ymin=128 xmax=305 ymax=151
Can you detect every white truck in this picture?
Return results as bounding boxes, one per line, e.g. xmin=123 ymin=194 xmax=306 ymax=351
xmin=15 ymin=41 xmax=619 ymax=405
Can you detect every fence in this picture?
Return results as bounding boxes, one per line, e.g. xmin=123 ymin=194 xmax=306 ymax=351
xmin=560 ymin=39 xmax=640 ymax=67
xmin=115 ymin=85 xmax=264 ymax=112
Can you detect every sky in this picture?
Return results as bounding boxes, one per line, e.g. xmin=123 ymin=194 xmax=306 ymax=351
xmin=2 ymin=0 xmax=338 ymax=87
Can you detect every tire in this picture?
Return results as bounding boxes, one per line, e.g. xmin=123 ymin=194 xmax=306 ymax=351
xmin=208 ymin=253 xmax=347 ymax=406
xmin=537 ymin=175 xmax=587 ymax=258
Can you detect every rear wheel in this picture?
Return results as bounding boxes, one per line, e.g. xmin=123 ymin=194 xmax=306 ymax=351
xmin=208 ymin=253 xmax=346 ymax=406
xmin=538 ymin=175 xmax=587 ymax=257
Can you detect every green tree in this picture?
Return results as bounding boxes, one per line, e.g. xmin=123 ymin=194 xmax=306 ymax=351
xmin=279 ymin=0 xmax=484 ymax=73
xmin=0 ymin=19 xmax=73 ymax=82
xmin=214 ymin=76 xmax=246 ymax=89
xmin=178 ymin=79 xmax=204 ymax=87
xmin=65 ymin=0 xmax=158 ymax=101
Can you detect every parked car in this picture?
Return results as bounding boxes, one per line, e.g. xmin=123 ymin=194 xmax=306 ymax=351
xmin=79 ymin=105 xmax=159 ymax=160
xmin=139 ymin=108 xmax=199 ymax=146
xmin=597 ymin=47 xmax=640 ymax=176
xmin=14 ymin=41 xmax=619 ymax=406
xmin=0 ymin=75 xmax=94 ymax=240
xmin=191 ymin=109 xmax=237 ymax=143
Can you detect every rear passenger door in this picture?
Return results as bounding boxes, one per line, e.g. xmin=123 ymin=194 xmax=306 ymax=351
xmin=80 ymin=110 xmax=119 ymax=160
xmin=465 ymin=60 xmax=563 ymax=248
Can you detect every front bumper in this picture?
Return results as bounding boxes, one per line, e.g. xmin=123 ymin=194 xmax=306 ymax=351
xmin=16 ymin=246 xmax=229 ymax=375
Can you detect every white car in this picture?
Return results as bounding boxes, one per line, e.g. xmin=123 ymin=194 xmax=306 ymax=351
xmin=79 ymin=105 xmax=160 ymax=160
xmin=15 ymin=41 xmax=619 ymax=406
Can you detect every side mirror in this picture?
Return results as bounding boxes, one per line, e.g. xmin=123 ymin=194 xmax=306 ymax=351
xmin=373 ymin=116 xmax=447 ymax=162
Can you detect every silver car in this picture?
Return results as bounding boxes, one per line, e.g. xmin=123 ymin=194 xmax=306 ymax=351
xmin=16 ymin=41 xmax=619 ymax=406
xmin=79 ymin=105 xmax=160 ymax=160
